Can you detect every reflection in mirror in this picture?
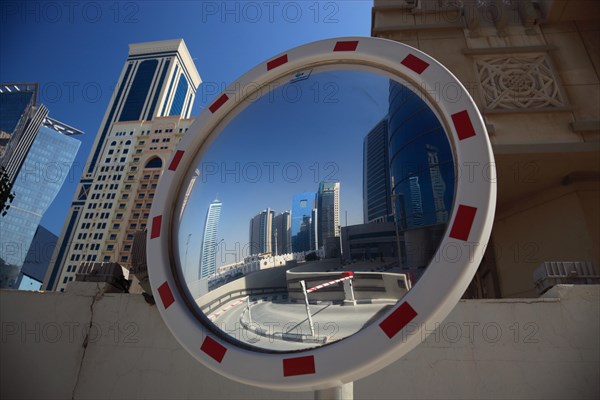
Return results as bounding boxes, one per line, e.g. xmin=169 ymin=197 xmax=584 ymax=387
xmin=176 ymin=68 xmax=455 ymax=351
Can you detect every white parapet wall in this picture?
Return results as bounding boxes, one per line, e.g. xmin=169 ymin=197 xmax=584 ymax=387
xmin=1 ymin=284 xmax=598 ymax=399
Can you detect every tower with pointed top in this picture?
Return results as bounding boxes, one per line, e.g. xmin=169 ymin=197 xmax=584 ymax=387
xmin=199 ymin=199 xmax=222 ymax=280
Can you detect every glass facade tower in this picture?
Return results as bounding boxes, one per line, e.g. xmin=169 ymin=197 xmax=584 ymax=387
xmin=387 ymin=80 xmax=454 ymax=270
xmin=291 ymin=192 xmax=315 ymax=252
xmin=0 ymin=117 xmax=81 ymax=288
xmin=363 ymin=117 xmax=393 ymax=224
xmin=317 ymin=182 xmax=340 ymax=248
xmin=199 ymin=199 xmax=222 ymax=280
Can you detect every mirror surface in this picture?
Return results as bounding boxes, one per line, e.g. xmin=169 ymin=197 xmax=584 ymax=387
xmin=175 ymin=68 xmax=455 ymax=351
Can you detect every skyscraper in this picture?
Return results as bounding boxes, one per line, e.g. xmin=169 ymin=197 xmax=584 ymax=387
xmin=273 ymin=211 xmax=291 ymax=255
xmin=408 ymin=176 xmax=424 ymax=227
xmin=387 ymin=79 xmax=454 ymax=232
xmin=249 ymin=209 xmax=275 ymax=255
xmin=43 ymin=39 xmax=201 ymax=291
xmin=0 ymin=84 xmax=82 ymax=289
xmin=363 ymin=117 xmax=393 ymax=224
xmin=427 ymin=144 xmax=449 ymax=224
xmin=317 ymin=181 xmax=340 ymax=248
xmin=291 ymin=192 xmax=315 ymax=252
xmin=199 ymin=199 xmax=222 ymax=280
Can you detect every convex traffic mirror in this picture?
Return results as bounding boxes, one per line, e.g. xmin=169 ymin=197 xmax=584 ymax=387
xmin=147 ymin=37 xmax=496 ymax=391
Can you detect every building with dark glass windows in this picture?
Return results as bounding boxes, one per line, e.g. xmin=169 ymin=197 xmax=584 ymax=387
xmin=363 ymin=117 xmax=393 ymax=224
xmin=291 ymin=192 xmax=315 ymax=252
xmin=317 ymin=181 xmax=340 ymax=249
xmin=387 ymin=80 xmax=454 ymax=270
xmin=0 ymin=84 xmax=82 ymax=288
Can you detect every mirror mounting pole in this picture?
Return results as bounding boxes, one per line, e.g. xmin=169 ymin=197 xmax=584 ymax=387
xmin=314 ymin=382 xmax=354 ymax=400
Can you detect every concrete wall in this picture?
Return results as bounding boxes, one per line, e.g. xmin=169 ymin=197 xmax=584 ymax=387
xmin=1 ymin=284 xmax=598 ymax=399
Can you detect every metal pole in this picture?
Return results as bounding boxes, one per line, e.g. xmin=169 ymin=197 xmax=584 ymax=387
xmin=299 ymin=280 xmax=315 ymax=337
xmin=314 ymin=382 xmax=353 ymax=400
xmin=246 ymin=296 xmax=252 ymax=323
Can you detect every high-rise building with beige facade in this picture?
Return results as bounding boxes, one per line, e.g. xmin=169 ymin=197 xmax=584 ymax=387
xmin=43 ymin=39 xmax=201 ymax=291
xmin=372 ymin=0 xmax=599 ymax=298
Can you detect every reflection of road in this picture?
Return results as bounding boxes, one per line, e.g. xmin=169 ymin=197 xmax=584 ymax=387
xmin=212 ymin=296 xmax=394 ymax=351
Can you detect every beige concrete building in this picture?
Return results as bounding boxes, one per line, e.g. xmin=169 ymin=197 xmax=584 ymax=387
xmin=372 ymin=0 xmax=599 ymax=298
xmin=42 ymin=39 xmax=201 ymax=292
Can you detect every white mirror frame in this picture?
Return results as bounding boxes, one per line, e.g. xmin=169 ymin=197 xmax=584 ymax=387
xmin=147 ymin=36 xmax=496 ymax=391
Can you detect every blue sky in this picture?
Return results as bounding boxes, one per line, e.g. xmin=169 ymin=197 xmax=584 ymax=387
xmin=178 ymin=69 xmax=390 ymax=272
xmin=0 ymin=0 xmax=374 ymax=237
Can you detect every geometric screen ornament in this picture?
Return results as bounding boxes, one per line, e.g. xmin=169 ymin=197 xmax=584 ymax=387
xmin=476 ymin=54 xmax=567 ymax=111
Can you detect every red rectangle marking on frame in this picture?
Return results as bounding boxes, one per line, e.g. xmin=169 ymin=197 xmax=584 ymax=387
xmin=201 ymin=336 xmax=227 ymax=363
xmin=168 ymin=150 xmax=184 ymax=171
xmin=379 ymin=302 xmax=417 ymax=339
xmin=267 ymin=54 xmax=288 ymax=70
xmin=150 ymin=215 xmax=162 ymax=239
xmin=209 ymin=94 xmax=229 ymax=113
xmin=283 ymin=356 xmax=316 ymax=377
xmin=158 ymin=281 xmax=175 ymax=310
xmin=401 ymin=54 xmax=430 ymax=74
xmin=452 ymin=110 xmax=477 ymax=141
xmin=449 ymin=205 xmax=478 ymax=241
xmin=333 ymin=41 xmax=359 ymax=52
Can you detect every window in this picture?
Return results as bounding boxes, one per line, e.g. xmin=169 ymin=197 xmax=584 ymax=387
xmin=145 ymin=157 xmax=162 ymax=169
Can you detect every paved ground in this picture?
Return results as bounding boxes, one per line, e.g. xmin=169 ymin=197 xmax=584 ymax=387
xmin=211 ymin=296 xmax=396 ymax=351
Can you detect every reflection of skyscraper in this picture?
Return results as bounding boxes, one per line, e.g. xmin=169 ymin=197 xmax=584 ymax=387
xmin=199 ymin=199 xmax=222 ymax=279
xmin=317 ymin=181 xmax=340 ymax=248
xmin=387 ymin=79 xmax=455 ymax=271
xmin=408 ymin=176 xmax=424 ymax=227
xmin=427 ymin=145 xmax=449 ymax=224
xmin=363 ymin=117 xmax=393 ymax=223
xmin=291 ymin=192 xmax=315 ymax=252
xmin=387 ymin=79 xmax=454 ymax=231
xmin=273 ymin=211 xmax=291 ymax=255
xmin=249 ymin=209 xmax=274 ymax=255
